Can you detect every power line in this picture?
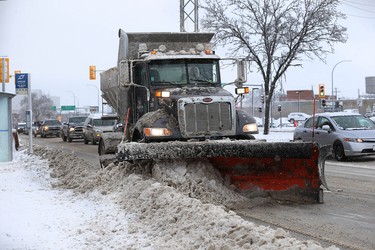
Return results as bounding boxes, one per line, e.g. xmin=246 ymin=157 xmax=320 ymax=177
xmin=342 ymin=2 xmax=375 ymax=14
xmin=342 ymin=0 xmax=375 ymax=7
xmin=346 ymin=13 xmax=375 ymax=19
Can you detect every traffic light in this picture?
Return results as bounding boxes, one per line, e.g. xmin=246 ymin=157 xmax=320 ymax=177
xmin=260 ymin=94 xmax=264 ymax=103
xmin=322 ymin=99 xmax=326 ymax=107
xmin=318 ymin=84 xmax=325 ymax=98
xmin=89 ymin=65 xmax=96 ymax=80
xmin=0 ymin=58 xmax=10 ymax=83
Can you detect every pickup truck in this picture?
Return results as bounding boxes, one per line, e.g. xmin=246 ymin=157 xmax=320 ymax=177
xmin=40 ymin=119 xmax=61 ymax=138
xmin=61 ymin=116 xmax=87 ymax=142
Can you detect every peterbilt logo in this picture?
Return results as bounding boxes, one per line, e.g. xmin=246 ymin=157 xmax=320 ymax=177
xmin=202 ymin=97 xmax=213 ymax=103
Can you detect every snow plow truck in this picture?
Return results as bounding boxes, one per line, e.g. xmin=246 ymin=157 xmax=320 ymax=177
xmin=98 ymin=29 xmax=328 ymax=203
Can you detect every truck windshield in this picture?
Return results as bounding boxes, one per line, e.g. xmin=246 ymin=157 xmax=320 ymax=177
xmin=93 ymin=119 xmax=117 ymax=127
xmin=148 ymin=59 xmax=220 ymax=86
xmin=69 ymin=117 xmax=87 ymax=124
xmin=44 ymin=120 xmax=60 ymax=125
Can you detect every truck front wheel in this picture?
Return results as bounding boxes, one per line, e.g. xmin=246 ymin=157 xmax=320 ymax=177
xmin=84 ymin=135 xmax=89 ymax=144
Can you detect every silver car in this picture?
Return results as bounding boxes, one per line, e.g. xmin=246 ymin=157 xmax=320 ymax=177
xmin=83 ymin=114 xmax=118 ymax=145
xmin=293 ymin=112 xmax=375 ymax=161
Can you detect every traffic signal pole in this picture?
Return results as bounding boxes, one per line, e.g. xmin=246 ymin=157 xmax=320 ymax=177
xmin=1 ymin=57 xmax=5 ymax=92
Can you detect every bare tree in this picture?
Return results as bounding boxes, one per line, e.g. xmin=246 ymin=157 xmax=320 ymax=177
xmin=201 ymin=0 xmax=347 ymax=134
xmin=20 ymin=93 xmax=55 ymax=122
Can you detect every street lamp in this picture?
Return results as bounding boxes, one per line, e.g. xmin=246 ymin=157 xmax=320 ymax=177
xmin=331 ymin=60 xmax=351 ymax=100
xmin=296 ymin=91 xmax=304 ymax=112
xmin=66 ymin=90 xmax=79 ymax=114
xmin=251 ymin=87 xmax=259 ymax=116
xmin=86 ymin=84 xmax=100 ymax=113
xmin=66 ymin=90 xmax=75 ymax=107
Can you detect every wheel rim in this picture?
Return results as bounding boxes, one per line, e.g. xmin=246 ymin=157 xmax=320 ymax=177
xmin=334 ymin=143 xmax=346 ymax=161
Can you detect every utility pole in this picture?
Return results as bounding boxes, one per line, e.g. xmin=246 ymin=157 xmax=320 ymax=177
xmin=180 ymin=0 xmax=199 ymax=32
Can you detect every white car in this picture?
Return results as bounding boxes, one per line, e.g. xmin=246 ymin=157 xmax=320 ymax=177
xmin=293 ymin=112 xmax=375 ymax=161
xmin=287 ymin=112 xmax=311 ymax=123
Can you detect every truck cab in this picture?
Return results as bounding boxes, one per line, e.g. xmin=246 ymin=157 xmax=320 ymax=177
xmin=100 ymin=31 xmax=258 ymax=143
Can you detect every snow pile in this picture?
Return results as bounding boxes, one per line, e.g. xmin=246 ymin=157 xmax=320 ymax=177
xmin=18 ymin=145 xmax=339 ymax=249
xmin=0 ymin=150 xmax=149 ymax=249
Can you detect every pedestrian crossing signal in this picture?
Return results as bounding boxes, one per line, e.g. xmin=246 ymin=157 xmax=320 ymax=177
xmin=322 ymin=99 xmax=326 ymax=107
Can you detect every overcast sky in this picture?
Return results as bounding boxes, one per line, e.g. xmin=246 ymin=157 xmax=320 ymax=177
xmin=1 ymin=0 xmax=375 ymax=108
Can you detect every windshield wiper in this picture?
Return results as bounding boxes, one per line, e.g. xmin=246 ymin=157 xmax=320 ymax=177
xmin=346 ymin=127 xmax=368 ymax=130
xmin=190 ymin=79 xmax=217 ymax=86
xmin=154 ymin=81 xmax=175 ymax=84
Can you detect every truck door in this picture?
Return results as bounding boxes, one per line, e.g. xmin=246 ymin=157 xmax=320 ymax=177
xmin=133 ymin=63 xmax=148 ymax=121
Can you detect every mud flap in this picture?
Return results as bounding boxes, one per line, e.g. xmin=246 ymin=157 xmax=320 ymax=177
xmin=116 ymin=140 xmax=326 ymax=203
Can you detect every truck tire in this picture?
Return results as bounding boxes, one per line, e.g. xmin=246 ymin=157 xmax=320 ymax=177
xmin=99 ymin=139 xmax=105 ymax=156
xmin=84 ymin=135 xmax=88 ymax=144
xmin=68 ymin=135 xmax=73 ymax=142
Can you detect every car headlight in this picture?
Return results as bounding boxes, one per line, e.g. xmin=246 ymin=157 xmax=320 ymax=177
xmin=69 ymin=127 xmax=75 ymax=132
xmin=43 ymin=126 xmax=49 ymax=131
xmin=144 ymin=128 xmax=173 ymax=137
xmin=344 ymin=138 xmax=363 ymax=143
xmin=243 ymin=123 xmax=258 ymax=133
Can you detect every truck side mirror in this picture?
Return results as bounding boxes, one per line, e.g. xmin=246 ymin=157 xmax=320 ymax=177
xmin=235 ymin=59 xmax=247 ymax=87
xmin=119 ymin=60 xmax=130 ymax=85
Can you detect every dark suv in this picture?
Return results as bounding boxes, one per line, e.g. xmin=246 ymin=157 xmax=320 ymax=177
xmin=40 ymin=119 xmax=61 ymax=138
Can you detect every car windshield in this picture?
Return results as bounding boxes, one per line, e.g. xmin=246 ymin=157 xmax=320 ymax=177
xmin=93 ymin=119 xmax=117 ymax=127
xmin=148 ymin=59 xmax=220 ymax=86
xmin=44 ymin=120 xmax=60 ymax=125
xmin=332 ymin=115 xmax=375 ymax=130
xmin=70 ymin=117 xmax=87 ymax=124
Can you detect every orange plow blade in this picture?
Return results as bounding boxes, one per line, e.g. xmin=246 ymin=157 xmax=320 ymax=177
xmin=209 ymin=153 xmax=322 ymax=202
xmin=116 ymin=141 xmax=327 ymax=203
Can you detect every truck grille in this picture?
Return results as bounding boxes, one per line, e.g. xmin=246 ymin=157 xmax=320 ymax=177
xmin=178 ymin=97 xmax=235 ymax=138
xmin=49 ymin=127 xmax=60 ymax=132
xmin=74 ymin=126 xmax=83 ymax=133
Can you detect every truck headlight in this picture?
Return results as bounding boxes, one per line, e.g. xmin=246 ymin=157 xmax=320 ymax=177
xmin=243 ymin=123 xmax=258 ymax=133
xmin=144 ymin=128 xmax=173 ymax=137
xmin=69 ymin=127 xmax=75 ymax=132
xmin=155 ymin=90 xmax=170 ymax=98
xmin=95 ymin=129 xmax=102 ymax=137
xmin=43 ymin=126 xmax=49 ymax=131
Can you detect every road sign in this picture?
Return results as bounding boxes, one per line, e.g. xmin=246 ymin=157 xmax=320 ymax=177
xmin=51 ymin=106 xmax=57 ymax=111
xmin=61 ymin=105 xmax=76 ymax=111
xmin=15 ymin=73 xmax=29 ymax=95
